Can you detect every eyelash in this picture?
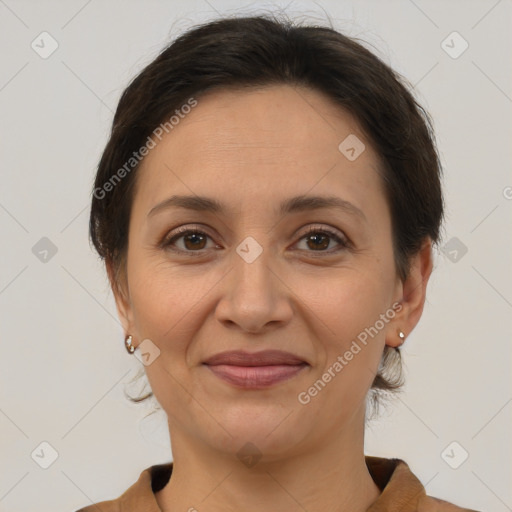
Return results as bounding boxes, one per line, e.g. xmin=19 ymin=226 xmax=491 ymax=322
xmin=160 ymin=224 xmax=351 ymax=257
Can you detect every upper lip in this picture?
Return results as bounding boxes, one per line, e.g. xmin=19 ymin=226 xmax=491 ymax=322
xmin=203 ymin=350 xmax=307 ymax=366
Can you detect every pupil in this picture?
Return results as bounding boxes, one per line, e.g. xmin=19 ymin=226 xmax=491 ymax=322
xmin=186 ymin=233 xmax=204 ymax=249
xmin=309 ymin=234 xmax=328 ymax=250
xmin=182 ymin=233 xmax=330 ymax=251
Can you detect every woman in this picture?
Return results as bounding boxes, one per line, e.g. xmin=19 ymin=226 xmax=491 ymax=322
xmin=78 ymin=14 xmax=479 ymax=512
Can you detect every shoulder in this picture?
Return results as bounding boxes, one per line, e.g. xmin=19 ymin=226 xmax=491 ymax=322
xmin=365 ymin=455 xmax=481 ymax=512
xmin=73 ymin=463 xmax=172 ymax=512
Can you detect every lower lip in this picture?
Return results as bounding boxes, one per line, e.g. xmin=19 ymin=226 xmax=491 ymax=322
xmin=204 ymin=363 xmax=308 ymax=388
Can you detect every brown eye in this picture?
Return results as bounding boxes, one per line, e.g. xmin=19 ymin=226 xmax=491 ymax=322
xmin=296 ymin=227 xmax=349 ymax=253
xmin=161 ymin=225 xmax=349 ymax=257
xmin=181 ymin=232 xmax=208 ymax=250
xmin=305 ymin=232 xmax=330 ymax=250
xmin=162 ymin=228 xmax=215 ymax=253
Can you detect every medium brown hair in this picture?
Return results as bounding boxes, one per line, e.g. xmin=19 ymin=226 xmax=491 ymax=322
xmin=89 ymin=14 xmax=444 ymax=413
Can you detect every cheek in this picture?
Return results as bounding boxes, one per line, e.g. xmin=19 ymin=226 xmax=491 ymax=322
xmin=306 ymin=267 xmax=393 ymax=340
xmin=128 ymin=260 xmax=207 ymax=349
xmin=129 ymin=251 xmax=395 ymax=350
xmin=304 ymin=280 xmax=390 ymax=408
xmin=304 ymin=267 xmax=394 ymax=391
xmin=291 ymin=272 xmax=393 ymax=425
xmin=128 ymin=264 xmax=209 ymax=410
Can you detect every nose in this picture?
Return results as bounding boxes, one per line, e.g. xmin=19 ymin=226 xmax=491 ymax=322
xmin=215 ymin=243 xmax=293 ymax=334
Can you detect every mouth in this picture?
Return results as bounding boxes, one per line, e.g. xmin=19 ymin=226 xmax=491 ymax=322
xmin=202 ymin=350 xmax=309 ymax=389
xmin=203 ymin=363 xmax=309 ymax=388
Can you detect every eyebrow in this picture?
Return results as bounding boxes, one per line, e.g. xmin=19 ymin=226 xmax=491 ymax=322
xmin=147 ymin=194 xmax=366 ymax=222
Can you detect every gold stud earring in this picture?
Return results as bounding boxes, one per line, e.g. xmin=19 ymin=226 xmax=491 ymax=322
xmin=125 ymin=334 xmax=135 ymax=354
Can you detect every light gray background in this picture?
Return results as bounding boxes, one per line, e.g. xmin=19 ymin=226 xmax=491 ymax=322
xmin=0 ymin=1 xmax=511 ymax=511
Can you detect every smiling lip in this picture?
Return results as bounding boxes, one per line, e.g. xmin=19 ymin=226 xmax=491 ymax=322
xmin=202 ymin=350 xmax=309 ymax=388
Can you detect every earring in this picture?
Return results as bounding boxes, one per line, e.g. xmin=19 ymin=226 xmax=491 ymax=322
xmin=398 ymin=331 xmax=406 ymax=345
xmin=125 ymin=334 xmax=135 ymax=354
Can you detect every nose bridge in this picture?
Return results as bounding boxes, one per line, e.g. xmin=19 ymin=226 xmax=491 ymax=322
xmin=215 ymin=230 xmax=291 ymax=331
xmin=232 ymin=232 xmax=275 ymax=301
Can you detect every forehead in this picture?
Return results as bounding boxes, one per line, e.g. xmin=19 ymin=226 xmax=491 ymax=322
xmin=132 ymin=84 xmax=386 ymax=216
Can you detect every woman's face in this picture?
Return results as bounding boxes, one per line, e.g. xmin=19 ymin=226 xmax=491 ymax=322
xmin=110 ymin=85 xmax=430 ymax=460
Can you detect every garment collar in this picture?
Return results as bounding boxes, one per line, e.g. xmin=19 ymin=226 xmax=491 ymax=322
xmin=114 ymin=456 xmax=426 ymax=511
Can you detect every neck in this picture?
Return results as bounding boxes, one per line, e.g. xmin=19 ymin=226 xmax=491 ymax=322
xmin=155 ymin=406 xmax=381 ymax=512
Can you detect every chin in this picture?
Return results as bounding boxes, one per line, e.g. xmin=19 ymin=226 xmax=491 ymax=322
xmin=204 ymin=413 xmax=307 ymax=461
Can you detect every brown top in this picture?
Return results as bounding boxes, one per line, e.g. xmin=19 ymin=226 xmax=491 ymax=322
xmin=75 ymin=456 xmax=480 ymax=511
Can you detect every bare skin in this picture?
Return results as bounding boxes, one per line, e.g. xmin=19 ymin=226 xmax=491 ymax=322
xmin=108 ymin=84 xmax=433 ymax=512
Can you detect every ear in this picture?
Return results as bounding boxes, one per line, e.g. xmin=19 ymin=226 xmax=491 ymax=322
xmin=385 ymin=237 xmax=434 ymax=348
xmin=106 ymin=258 xmax=136 ymax=342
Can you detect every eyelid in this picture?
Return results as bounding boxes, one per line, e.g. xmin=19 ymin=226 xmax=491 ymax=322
xmin=299 ymin=224 xmax=349 ymax=242
xmin=159 ymin=224 xmax=219 ymax=254
xmin=294 ymin=224 xmax=351 ymax=253
xmin=161 ymin=223 xmax=351 ymax=254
